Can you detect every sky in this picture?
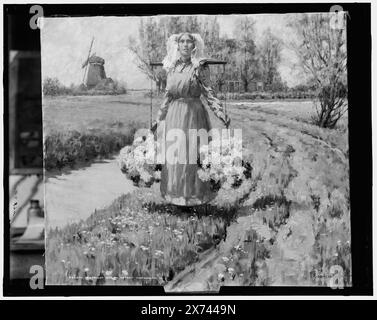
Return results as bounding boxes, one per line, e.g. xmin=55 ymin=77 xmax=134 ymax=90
xmin=41 ymin=14 xmax=307 ymax=89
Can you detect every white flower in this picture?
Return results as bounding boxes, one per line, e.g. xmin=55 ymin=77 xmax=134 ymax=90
xmin=222 ymin=256 xmax=230 ymax=263
xmin=134 ymin=136 xmax=144 ymax=144
xmin=197 ymin=169 xmax=209 ymax=181
xmin=118 ymin=134 xmax=161 ymax=187
xmin=140 ymin=170 xmax=152 ymax=182
xmin=222 ymin=181 xmax=232 ymax=190
xmin=154 ymin=171 xmax=161 ymax=180
xmin=122 ymin=270 xmax=129 ymax=277
xmin=222 ymin=155 xmax=233 ymax=166
xmin=154 ymin=250 xmax=164 ymax=256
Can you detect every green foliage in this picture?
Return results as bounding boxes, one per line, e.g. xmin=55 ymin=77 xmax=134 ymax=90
xmin=194 ymin=101 xmax=350 ymax=288
xmin=216 ymin=90 xmax=317 ymax=100
xmin=258 ymin=28 xmax=283 ymax=90
xmin=289 ymin=13 xmax=348 ymax=128
xmin=46 ymin=189 xmax=237 ymax=285
xmin=43 ymin=77 xmax=69 ymax=96
xmin=44 ymin=122 xmax=140 ymax=170
xmin=128 ymin=16 xmax=282 ymax=93
xmin=43 ymin=77 xmax=127 ymax=96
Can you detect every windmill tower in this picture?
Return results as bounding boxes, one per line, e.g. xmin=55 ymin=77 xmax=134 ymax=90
xmin=81 ymin=37 xmax=107 ymax=88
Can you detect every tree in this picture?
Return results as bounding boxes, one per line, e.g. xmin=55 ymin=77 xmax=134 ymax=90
xmin=259 ymin=28 xmax=283 ymax=91
xmin=128 ymin=16 xmax=225 ymax=92
xmin=164 ymin=15 xmax=202 ymax=34
xmin=232 ymin=17 xmax=259 ymax=92
xmin=289 ymin=13 xmax=347 ymax=128
xmin=127 ymin=17 xmax=166 ymax=84
xmin=200 ymin=16 xmax=221 ymax=58
xmin=128 ymin=16 xmax=207 ymax=88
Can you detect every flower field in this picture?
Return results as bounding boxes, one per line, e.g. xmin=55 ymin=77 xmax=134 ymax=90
xmin=44 ymin=93 xmax=350 ymax=289
xmin=46 ymin=187 xmax=242 ymax=285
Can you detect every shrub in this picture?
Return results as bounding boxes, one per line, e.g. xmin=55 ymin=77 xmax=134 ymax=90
xmin=216 ymin=90 xmax=317 ymax=101
xmin=311 ymin=82 xmax=348 ymax=129
xmin=43 ymin=77 xmax=68 ymax=96
xmin=42 ymin=77 xmax=127 ymax=96
xmin=44 ymin=121 xmax=142 ymax=170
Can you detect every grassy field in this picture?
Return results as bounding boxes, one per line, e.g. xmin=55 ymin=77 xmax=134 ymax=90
xmin=44 ymin=92 xmax=350 ymax=289
xmin=43 ymin=92 xmax=154 ymax=170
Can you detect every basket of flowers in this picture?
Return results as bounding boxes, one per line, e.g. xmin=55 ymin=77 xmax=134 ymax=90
xmin=197 ymin=136 xmax=252 ymax=192
xmin=117 ymin=133 xmax=162 ymax=188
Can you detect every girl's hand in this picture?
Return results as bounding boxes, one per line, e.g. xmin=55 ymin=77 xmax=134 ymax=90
xmin=151 ymin=121 xmax=158 ymax=134
xmin=223 ymin=115 xmax=231 ymax=128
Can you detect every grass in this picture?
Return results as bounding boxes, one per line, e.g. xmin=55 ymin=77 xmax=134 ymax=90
xmin=44 ymin=93 xmax=351 ymax=288
xmin=42 ymin=92 xmax=156 ymax=170
xmin=222 ymin=102 xmax=351 ymax=287
xmin=44 ymin=123 xmax=140 ymax=170
xmin=43 ymin=94 xmax=153 ymax=135
xmin=46 ymin=188 xmax=240 ymax=285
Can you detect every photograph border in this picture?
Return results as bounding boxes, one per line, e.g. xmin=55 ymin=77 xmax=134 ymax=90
xmin=3 ymin=2 xmax=372 ymax=296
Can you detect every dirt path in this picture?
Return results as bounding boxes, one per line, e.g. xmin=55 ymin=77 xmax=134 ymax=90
xmin=163 ymin=102 xmax=350 ymax=290
xmin=45 ymin=158 xmax=135 ymax=229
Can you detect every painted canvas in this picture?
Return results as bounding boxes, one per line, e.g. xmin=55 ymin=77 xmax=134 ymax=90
xmin=42 ymin=13 xmax=350 ymax=291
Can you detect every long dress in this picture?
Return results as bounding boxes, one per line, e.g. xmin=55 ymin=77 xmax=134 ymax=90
xmin=153 ymin=57 xmax=228 ymax=206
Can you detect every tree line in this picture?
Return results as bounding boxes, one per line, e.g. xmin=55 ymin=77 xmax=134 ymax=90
xmin=127 ymin=16 xmax=286 ymax=93
xmin=128 ymin=13 xmax=348 ymax=129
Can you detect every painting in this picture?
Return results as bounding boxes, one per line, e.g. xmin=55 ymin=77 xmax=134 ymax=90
xmin=42 ymin=13 xmax=350 ymax=291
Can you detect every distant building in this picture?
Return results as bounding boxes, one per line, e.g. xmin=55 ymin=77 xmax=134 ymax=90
xmin=82 ymin=54 xmax=107 ymax=88
xmin=248 ymin=81 xmax=264 ymax=92
xmin=257 ymin=81 xmax=264 ymax=91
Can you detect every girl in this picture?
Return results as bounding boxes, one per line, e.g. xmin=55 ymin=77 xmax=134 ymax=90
xmin=151 ymin=32 xmax=231 ymax=207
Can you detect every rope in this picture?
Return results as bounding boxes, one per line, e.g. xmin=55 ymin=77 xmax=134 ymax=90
xmin=223 ymin=64 xmax=227 ymax=122
xmin=150 ymin=75 xmax=153 ymax=130
xmin=221 ymin=63 xmax=231 ymax=142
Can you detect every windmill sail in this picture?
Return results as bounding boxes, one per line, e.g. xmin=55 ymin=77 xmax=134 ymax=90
xmin=82 ymin=37 xmax=95 ymax=84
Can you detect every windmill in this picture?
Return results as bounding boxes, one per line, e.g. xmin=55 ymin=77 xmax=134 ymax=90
xmin=81 ymin=37 xmax=108 ymax=88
